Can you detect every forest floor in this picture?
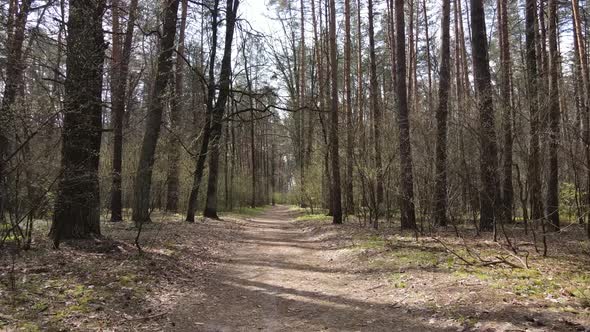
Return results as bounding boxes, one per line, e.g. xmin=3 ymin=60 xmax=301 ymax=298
xmin=1 ymin=205 xmax=590 ymax=331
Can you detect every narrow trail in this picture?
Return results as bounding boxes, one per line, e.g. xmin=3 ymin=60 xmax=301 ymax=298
xmin=169 ymin=205 xmax=443 ymax=331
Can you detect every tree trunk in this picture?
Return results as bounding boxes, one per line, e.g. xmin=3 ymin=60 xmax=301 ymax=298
xmin=165 ymin=0 xmax=188 ymax=212
xmin=470 ymin=0 xmax=500 ymax=232
xmin=572 ymin=0 xmax=590 ymax=234
xmin=110 ymin=0 xmax=139 ymax=222
xmin=203 ymin=0 xmax=240 ymax=219
xmin=526 ymin=0 xmax=544 ymax=226
xmin=0 ymin=0 xmax=32 ymax=223
xmin=186 ymin=0 xmax=220 ymax=222
xmin=434 ymin=0 xmax=451 ymax=227
xmin=423 ymin=0 xmax=433 ymax=111
xmin=344 ymin=0 xmax=354 ymax=215
xmin=328 ymin=0 xmax=343 ymax=224
xmin=498 ymin=0 xmax=513 ymax=225
xmin=368 ymin=0 xmax=384 ymax=209
xmin=50 ymin=0 xmax=106 ymax=247
xmin=132 ymin=0 xmax=180 ymax=225
xmin=546 ymin=0 xmax=560 ymax=231
xmin=396 ymin=0 xmax=417 ymax=230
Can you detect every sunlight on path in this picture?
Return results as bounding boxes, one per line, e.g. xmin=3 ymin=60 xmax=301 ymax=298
xmin=168 ymin=206 xmax=446 ymax=331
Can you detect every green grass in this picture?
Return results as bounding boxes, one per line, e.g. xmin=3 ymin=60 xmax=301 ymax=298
xmin=294 ymin=214 xmax=332 ymax=223
xmin=356 ymin=235 xmax=387 ymax=249
xmin=223 ymin=206 xmax=269 ymax=218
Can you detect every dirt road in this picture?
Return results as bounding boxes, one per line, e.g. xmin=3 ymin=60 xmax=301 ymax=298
xmin=169 ymin=206 xmax=446 ymax=331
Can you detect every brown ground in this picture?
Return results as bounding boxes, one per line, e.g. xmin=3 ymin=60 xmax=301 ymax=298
xmin=1 ymin=205 xmax=589 ymax=331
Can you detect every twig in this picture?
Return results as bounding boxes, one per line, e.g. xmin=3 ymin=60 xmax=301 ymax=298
xmin=125 ymin=311 xmax=168 ymax=321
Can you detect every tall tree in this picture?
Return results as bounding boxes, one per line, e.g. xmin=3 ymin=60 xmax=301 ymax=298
xmin=470 ymin=0 xmax=500 ymax=231
xmin=186 ymin=0 xmax=219 ymax=222
xmin=396 ymin=0 xmax=417 ymax=230
xmin=0 ymin=0 xmax=33 ymax=222
xmin=203 ymin=0 xmax=240 ymax=219
xmin=368 ymin=0 xmax=384 ymax=210
xmin=344 ymin=0 xmax=354 ymax=215
xmin=434 ymin=0 xmax=451 ymax=227
xmin=165 ymin=0 xmax=189 ymax=212
xmin=132 ymin=0 xmax=180 ymax=225
xmin=498 ymin=0 xmax=513 ymax=224
xmin=572 ymin=0 xmax=590 ymax=235
xmin=546 ymin=0 xmax=560 ymax=231
xmin=329 ymin=0 xmax=343 ymax=224
xmin=110 ymin=0 xmax=139 ymax=222
xmin=526 ymin=0 xmax=544 ymax=227
xmin=50 ymin=0 xmax=106 ymax=247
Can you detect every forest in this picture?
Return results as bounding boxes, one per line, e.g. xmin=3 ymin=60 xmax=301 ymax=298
xmin=1 ymin=0 xmax=590 ymax=330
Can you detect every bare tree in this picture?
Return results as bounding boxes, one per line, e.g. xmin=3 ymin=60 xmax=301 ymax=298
xmin=132 ymin=0 xmax=180 ymax=225
xmin=110 ymin=0 xmax=139 ymax=222
xmin=546 ymin=0 xmax=560 ymax=231
xmin=203 ymin=0 xmax=240 ymax=219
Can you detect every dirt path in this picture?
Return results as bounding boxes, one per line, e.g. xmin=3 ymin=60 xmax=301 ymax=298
xmin=169 ymin=206 xmax=447 ymax=331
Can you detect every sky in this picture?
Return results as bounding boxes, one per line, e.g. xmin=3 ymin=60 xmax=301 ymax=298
xmin=241 ymin=0 xmax=278 ymax=35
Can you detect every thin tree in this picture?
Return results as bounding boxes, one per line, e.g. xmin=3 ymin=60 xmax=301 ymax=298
xmin=203 ymin=0 xmax=240 ymax=219
xmin=50 ymin=0 xmax=106 ymax=247
xmin=329 ymin=0 xmax=343 ymax=224
xmin=546 ymin=0 xmax=560 ymax=231
xmin=368 ymin=0 xmax=384 ymax=210
xmin=526 ymin=0 xmax=544 ymax=227
xmin=572 ymin=0 xmax=590 ymax=237
xmin=110 ymin=0 xmax=139 ymax=222
xmin=395 ymin=0 xmax=417 ymax=230
xmin=498 ymin=0 xmax=513 ymax=224
xmin=186 ymin=0 xmax=219 ymax=222
xmin=132 ymin=0 xmax=180 ymax=225
xmin=434 ymin=0 xmax=451 ymax=227
xmin=0 ymin=0 xmax=33 ymax=222
xmin=344 ymin=0 xmax=354 ymax=215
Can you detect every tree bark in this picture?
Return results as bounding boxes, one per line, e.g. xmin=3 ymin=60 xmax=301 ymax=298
xmin=50 ymin=0 xmax=106 ymax=247
xmin=165 ymin=0 xmax=189 ymax=212
xmin=132 ymin=0 xmax=180 ymax=225
xmin=344 ymin=0 xmax=354 ymax=215
xmin=186 ymin=0 xmax=220 ymax=222
xmin=368 ymin=0 xmax=384 ymax=210
xmin=498 ymin=0 xmax=513 ymax=225
xmin=572 ymin=0 xmax=590 ymax=234
xmin=328 ymin=0 xmax=343 ymax=224
xmin=434 ymin=0 xmax=451 ymax=227
xmin=526 ymin=0 xmax=544 ymax=226
xmin=0 ymin=0 xmax=33 ymax=223
xmin=470 ymin=0 xmax=500 ymax=232
xmin=203 ymin=0 xmax=240 ymax=219
xmin=396 ymin=0 xmax=417 ymax=230
xmin=546 ymin=0 xmax=560 ymax=231
xmin=110 ymin=0 xmax=139 ymax=222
